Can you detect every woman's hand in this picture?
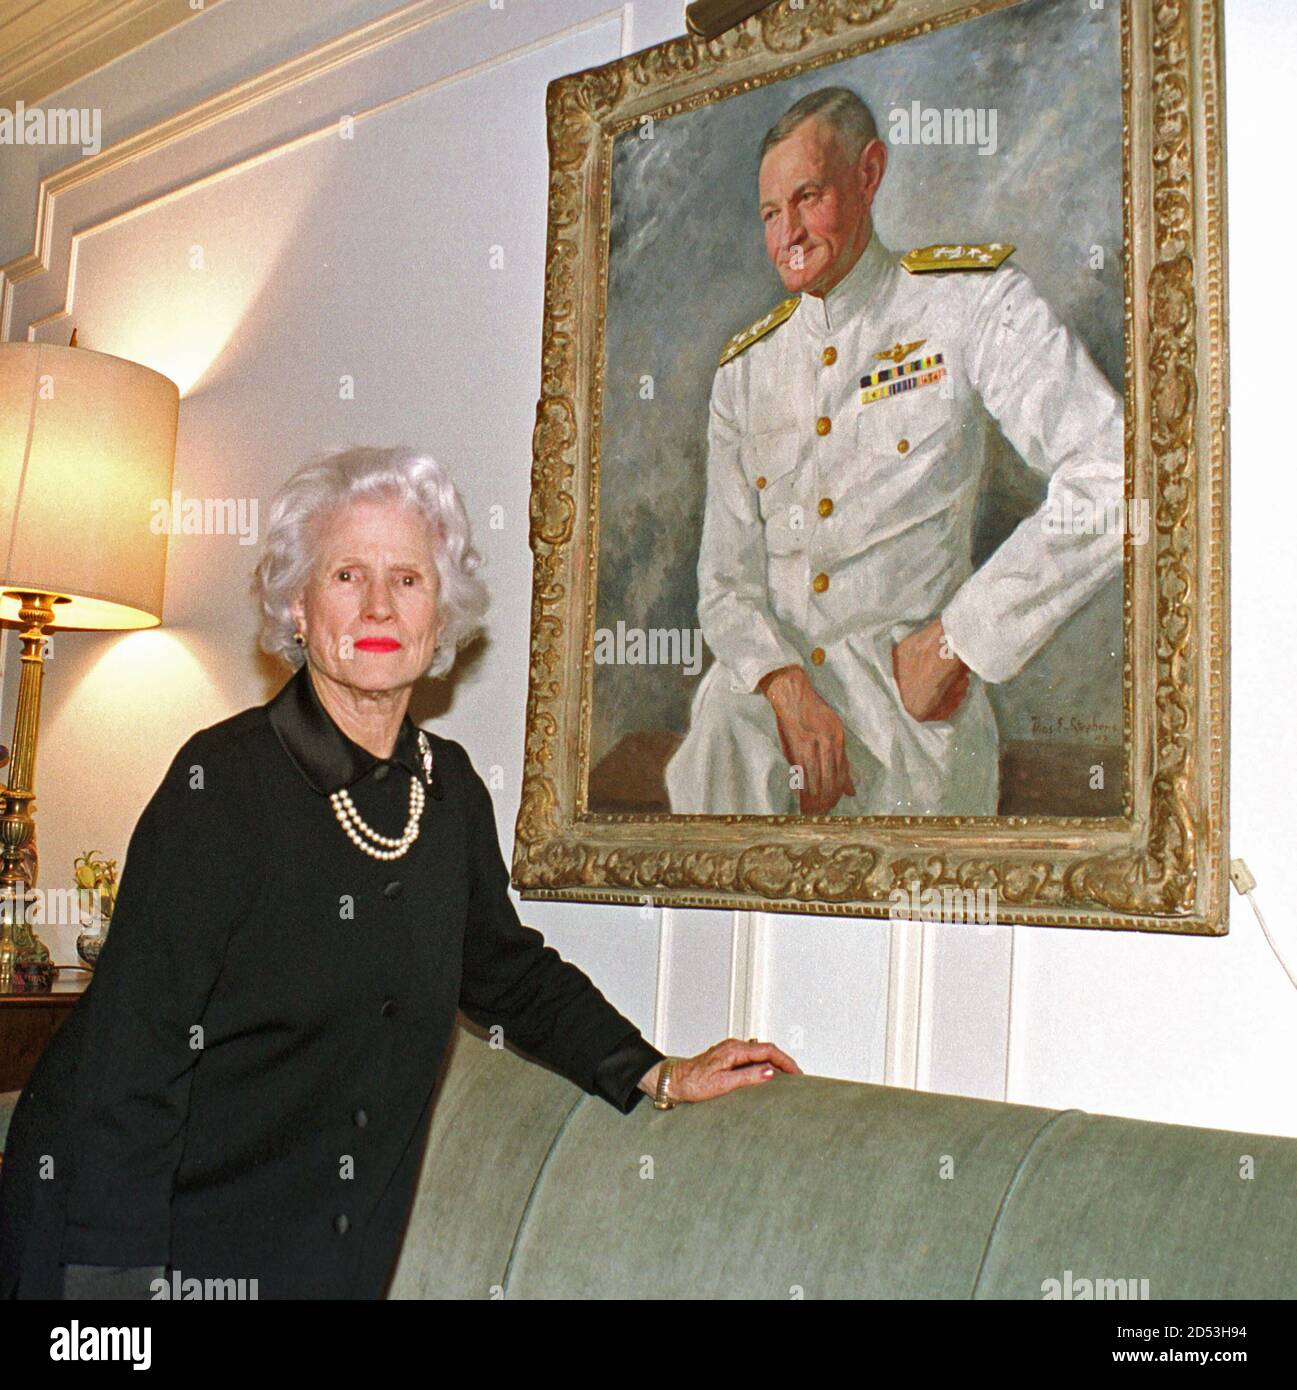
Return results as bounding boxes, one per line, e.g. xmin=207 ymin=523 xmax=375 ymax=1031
xmin=639 ymin=1038 xmax=801 ymax=1105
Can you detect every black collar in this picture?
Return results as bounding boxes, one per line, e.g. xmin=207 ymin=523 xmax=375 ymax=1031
xmin=267 ymin=662 xmax=429 ymax=795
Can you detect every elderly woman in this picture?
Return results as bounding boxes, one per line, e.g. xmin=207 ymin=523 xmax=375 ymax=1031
xmin=0 ymin=446 xmax=799 ymax=1300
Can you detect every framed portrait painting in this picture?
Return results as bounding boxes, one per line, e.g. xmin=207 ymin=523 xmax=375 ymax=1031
xmin=512 ymin=0 xmax=1229 ymax=933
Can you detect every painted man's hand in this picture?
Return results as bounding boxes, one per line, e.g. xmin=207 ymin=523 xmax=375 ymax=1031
xmin=758 ymin=665 xmax=856 ymax=814
xmin=892 ymin=617 xmax=970 ymax=721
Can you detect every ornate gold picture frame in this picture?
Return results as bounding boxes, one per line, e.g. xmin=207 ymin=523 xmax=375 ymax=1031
xmin=512 ymin=0 xmax=1228 ymax=934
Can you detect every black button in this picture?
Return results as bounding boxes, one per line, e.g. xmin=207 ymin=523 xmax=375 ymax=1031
xmin=334 ymin=1213 xmax=349 ymax=1235
xmin=373 ymin=762 xmax=390 ymax=782
xmin=353 ymin=1108 xmax=368 ymax=1128
xmin=381 ymin=998 xmax=397 ymax=1018
xmin=383 ymin=880 xmax=402 ymax=899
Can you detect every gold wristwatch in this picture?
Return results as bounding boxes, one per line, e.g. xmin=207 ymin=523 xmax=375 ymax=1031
xmin=654 ymin=1057 xmax=680 ymax=1110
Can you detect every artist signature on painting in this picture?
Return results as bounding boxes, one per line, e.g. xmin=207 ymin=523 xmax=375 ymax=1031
xmin=1029 ymin=714 xmax=1121 ymax=745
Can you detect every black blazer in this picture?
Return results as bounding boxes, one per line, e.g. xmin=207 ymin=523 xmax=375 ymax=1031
xmin=0 ymin=664 xmax=663 ymax=1298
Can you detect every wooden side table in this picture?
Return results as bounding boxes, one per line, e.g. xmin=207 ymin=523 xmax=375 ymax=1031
xmin=0 ymin=974 xmax=89 ymax=1092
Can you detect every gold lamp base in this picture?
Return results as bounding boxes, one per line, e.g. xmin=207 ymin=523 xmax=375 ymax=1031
xmin=0 ymin=590 xmax=62 ymax=994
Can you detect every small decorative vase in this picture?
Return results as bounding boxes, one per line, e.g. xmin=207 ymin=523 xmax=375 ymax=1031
xmin=74 ymin=850 xmax=117 ymax=970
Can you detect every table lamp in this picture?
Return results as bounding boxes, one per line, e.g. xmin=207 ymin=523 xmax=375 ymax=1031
xmin=0 ymin=340 xmax=179 ymax=993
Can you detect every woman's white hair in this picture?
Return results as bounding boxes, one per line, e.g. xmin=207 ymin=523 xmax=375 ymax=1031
xmin=253 ymin=445 xmax=489 ymax=679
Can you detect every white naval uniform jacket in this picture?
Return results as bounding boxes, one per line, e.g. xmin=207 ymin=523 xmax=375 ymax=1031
xmin=665 ymin=232 xmax=1124 ymax=816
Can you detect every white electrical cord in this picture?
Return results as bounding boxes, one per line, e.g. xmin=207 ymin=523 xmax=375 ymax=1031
xmin=1231 ymin=858 xmax=1297 ymax=993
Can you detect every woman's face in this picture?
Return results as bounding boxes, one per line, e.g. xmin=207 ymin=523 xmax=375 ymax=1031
xmin=290 ymin=497 xmax=445 ymax=696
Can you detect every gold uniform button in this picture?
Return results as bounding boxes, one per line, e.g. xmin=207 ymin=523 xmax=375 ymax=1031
xmin=821 ymin=346 xmax=837 ymax=366
xmin=810 ymin=647 xmax=826 ymax=665
xmin=756 ymin=476 xmax=766 ymax=489
xmin=812 ymin=572 xmax=829 ymax=593
xmin=816 ymin=416 xmax=832 ymax=436
xmin=897 ymin=438 xmax=910 ymax=454
xmin=818 ymin=497 xmax=834 ymax=517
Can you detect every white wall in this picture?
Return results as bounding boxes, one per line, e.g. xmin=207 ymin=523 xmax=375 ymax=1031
xmin=1004 ymin=0 xmax=1297 ymax=1138
xmin=2 ymin=0 xmax=1294 ymax=1137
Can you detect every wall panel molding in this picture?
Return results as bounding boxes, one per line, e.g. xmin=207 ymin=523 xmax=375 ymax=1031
xmin=0 ymin=0 xmax=224 ymax=110
xmin=884 ymin=920 xmax=925 ymax=1087
xmin=727 ymin=912 xmax=762 ymax=1040
xmin=1 ymin=0 xmax=629 ymax=340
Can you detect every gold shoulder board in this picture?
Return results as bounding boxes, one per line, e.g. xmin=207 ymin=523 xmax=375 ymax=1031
xmin=719 ymin=297 xmax=800 ymax=366
xmin=901 ymin=242 xmax=1015 ymax=274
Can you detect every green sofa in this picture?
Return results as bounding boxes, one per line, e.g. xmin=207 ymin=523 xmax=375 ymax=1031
xmin=5 ymin=1027 xmax=1295 ymax=1298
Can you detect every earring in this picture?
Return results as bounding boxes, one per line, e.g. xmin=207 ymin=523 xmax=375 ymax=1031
xmin=293 ymin=631 xmax=305 ymax=647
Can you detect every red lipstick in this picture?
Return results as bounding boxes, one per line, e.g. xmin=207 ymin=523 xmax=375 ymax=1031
xmin=355 ymin=637 xmax=401 ymax=652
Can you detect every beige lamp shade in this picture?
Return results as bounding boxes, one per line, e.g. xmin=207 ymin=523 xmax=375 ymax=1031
xmin=0 ymin=341 xmax=179 ymax=630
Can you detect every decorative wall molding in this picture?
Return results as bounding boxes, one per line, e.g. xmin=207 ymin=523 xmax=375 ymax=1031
xmin=884 ymin=920 xmax=924 ymax=1088
xmin=0 ymin=0 xmax=223 ymax=110
xmin=727 ymin=912 xmax=762 ymax=1040
xmin=1 ymin=0 xmax=629 ymax=339
xmin=652 ymin=904 xmax=675 ymax=1046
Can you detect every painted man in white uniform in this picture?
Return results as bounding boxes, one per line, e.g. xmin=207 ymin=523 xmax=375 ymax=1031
xmin=664 ymin=87 xmax=1123 ymax=816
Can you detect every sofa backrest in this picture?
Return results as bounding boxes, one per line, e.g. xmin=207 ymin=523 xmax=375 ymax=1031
xmin=389 ymin=1027 xmax=1297 ymax=1300
xmin=4 ymin=1026 xmax=1293 ymax=1299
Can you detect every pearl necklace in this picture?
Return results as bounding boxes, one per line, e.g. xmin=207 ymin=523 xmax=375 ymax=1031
xmin=330 ymin=776 xmax=425 ymax=859
xmin=328 ymin=732 xmax=435 ymax=860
